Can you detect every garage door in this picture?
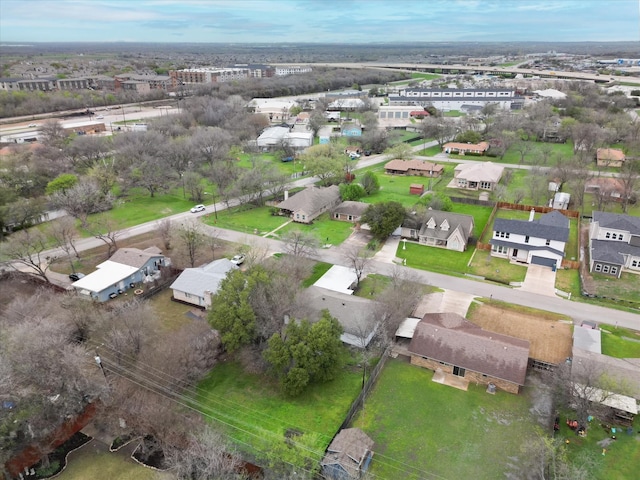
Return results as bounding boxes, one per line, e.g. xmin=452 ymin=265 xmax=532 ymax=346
xmin=531 ymin=256 xmax=556 ymax=268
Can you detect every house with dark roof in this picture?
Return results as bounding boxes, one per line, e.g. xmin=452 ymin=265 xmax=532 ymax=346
xmin=450 ymin=161 xmax=504 ymax=191
xmin=321 ymin=428 xmax=374 ymax=480
xmin=333 ymin=201 xmax=369 ymax=223
xmin=384 ymin=159 xmax=443 ymax=177
xmin=409 ymin=313 xmax=530 ymax=394
xmin=296 ymin=286 xmax=379 ymax=348
xmin=489 ymin=209 xmax=569 ymax=269
xmin=278 ymin=185 xmax=341 ymax=224
xmin=401 ymin=210 xmax=475 ymax=252
xmin=170 ymin=258 xmax=237 ymax=309
xmin=588 ymin=211 xmax=640 ymax=278
xmin=71 ymin=247 xmax=167 ymax=302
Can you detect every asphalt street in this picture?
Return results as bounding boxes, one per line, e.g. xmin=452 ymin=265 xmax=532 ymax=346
xmin=9 ymin=145 xmax=639 ymax=331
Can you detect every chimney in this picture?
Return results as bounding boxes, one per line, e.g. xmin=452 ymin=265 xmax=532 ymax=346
xmin=284 ymin=190 xmax=289 ymax=200
xmin=529 ymin=208 xmax=535 ymax=222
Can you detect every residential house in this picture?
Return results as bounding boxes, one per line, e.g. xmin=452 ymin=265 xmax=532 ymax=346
xmin=596 ymin=148 xmax=626 ymax=168
xmin=333 ymin=201 xmax=369 ymax=223
xmin=588 ymin=211 xmax=640 ymax=278
xmin=297 ymin=286 xmax=379 ymax=347
xmin=409 ymin=313 xmax=530 ymax=394
xmin=384 ymin=159 xmax=443 ymax=177
xmin=170 ymin=259 xmax=237 ymax=309
xmin=341 ymin=123 xmax=362 ymax=137
xmin=72 ymin=247 xmax=167 ymax=302
xmin=490 ymin=209 xmax=570 ymax=269
xmin=443 ymin=141 xmax=490 ymax=155
xmin=278 ymin=185 xmax=341 ymax=224
xmin=401 ymin=210 xmax=475 ymax=252
xmin=321 ymin=428 xmax=374 ymax=480
xmin=585 ymin=177 xmax=627 ymax=203
xmin=451 ymin=162 xmax=504 ymax=191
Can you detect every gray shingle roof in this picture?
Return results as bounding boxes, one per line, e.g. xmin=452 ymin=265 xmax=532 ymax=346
xmin=409 ymin=313 xmax=530 ymax=386
xmin=278 ymin=185 xmax=340 ymax=216
xmin=418 ymin=210 xmax=475 ymax=241
xmin=108 ymin=247 xmax=164 ymax=268
xmin=170 ymin=259 xmax=237 ymax=298
xmin=333 ymin=201 xmax=370 ymax=217
xmin=589 ymin=239 xmax=639 ymax=265
xmin=494 ymin=211 xmax=569 ymax=242
xmin=592 ymin=211 xmax=640 ymax=235
xmin=321 ymin=428 xmax=374 ymax=479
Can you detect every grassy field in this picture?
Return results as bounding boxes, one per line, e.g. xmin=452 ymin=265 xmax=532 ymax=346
xmin=302 ymin=261 xmax=333 ymax=287
xmin=468 ymin=251 xmax=528 ymax=284
xmin=203 ymin=205 xmax=289 ymax=235
xmin=194 ymin=357 xmax=362 ymax=469
xmin=589 ymin=271 xmax=640 ymax=307
xmin=447 ymin=141 xmax=574 ymax=166
xmin=56 ymin=442 xmax=168 ymax=480
xmin=397 ymin=241 xmax=473 ymax=275
xmin=599 ymin=324 xmax=640 ymax=358
xmin=271 ymin=212 xmax=355 ymax=245
xmin=351 ymin=359 xmax=537 ymax=480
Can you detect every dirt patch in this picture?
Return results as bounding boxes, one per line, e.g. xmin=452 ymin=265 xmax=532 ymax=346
xmin=468 ymin=304 xmax=572 ymax=364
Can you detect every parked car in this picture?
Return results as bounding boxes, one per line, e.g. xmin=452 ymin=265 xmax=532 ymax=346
xmin=349 ymin=152 xmax=361 ymax=159
xmin=28 ymin=123 xmax=37 ymax=127
xmin=69 ymin=272 xmax=85 ymax=282
xmin=190 ymin=204 xmax=206 ymax=213
xmin=363 ymin=150 xmax=372 ymax=156
xmin=230 ymin=254 xmax=246 ymax=265
xmin=580 ymin=320 xmax=598 ymax=330
xmin=281 ymin=156 xmax=294 ymax=162
xmin=96 ymin=115 xmax=104 ymax=119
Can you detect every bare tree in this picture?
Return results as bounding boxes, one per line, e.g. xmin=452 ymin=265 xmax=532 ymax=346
xmin=205 ymin=228 xmax=222 ymax=261
xmin=282 ymin=230 xmax=319 ymax=258
xmin=176 ymin=219 xmax=205 ymax=268
xmin=163 ymin=426 xmax=243 ymax=480
xmin=0 ymin=229 xmax=54 ymax=282
xmin=343 ymin=246 xmax=372 ymax=289
xmin=527 ymin=166 xmax=548 ymax=206
xmin=156 ymin=218 xmax=173 ymax=250
xmin=50 ymin=180 xmax=114 ymax=228
xmin=618 ymin=158 xmax=639 ymax=213
xmin=47 ymin=216 xmax=80 ymax=271
xmin=513 ymin=140 xmax=534 ymax=165
xmin=85 ymin=213 xmax=122 ymax=258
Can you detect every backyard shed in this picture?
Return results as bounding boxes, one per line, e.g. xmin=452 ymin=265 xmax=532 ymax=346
xmin=410 ymin=184 xmax=425 ymax=195
xmin=321 ymin=428 xmax=374 ymax=479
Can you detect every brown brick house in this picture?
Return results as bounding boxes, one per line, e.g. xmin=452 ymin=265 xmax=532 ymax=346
xmin=384 ymin=159 xmax=443 ymax=177
xmin=409 ymin=313 xmax=530 ymax=394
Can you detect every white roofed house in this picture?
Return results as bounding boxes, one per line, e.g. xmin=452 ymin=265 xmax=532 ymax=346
xmin=170 ymin=258 xmax=237 ymax=309
xmin=71 ymin=247 xmax=168 ymax=302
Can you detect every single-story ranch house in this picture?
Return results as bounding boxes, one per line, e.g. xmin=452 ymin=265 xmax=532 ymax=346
xmin=596 ymin=148 xmax=626 ymax=168
xmin=401 ymin=210 xmax=475 ymax=252
xmin=333 ymin=201 xmax=369 ymax=223
xmin=384 ymin=159 xmax=443 ymax=177
xmin=278 ymin=185 xmax=341 ymax=224
xmin=409 ymin=313 xmax=530 ymax=394
xmin=450 ymin=161 xmax=504 ymax=191
xmin=443 ymin=141 xmax=490 ymax=155
xmin=72 ymin=247 xmax=167 ymax=302
xmin=588 ymin=211 xmax=640 ymax=278
xmin=170 ymin=258 xmax=237 ymax=309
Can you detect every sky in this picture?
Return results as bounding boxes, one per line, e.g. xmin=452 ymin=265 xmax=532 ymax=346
xmin=1 ymin=0 xmax=639 ymax=44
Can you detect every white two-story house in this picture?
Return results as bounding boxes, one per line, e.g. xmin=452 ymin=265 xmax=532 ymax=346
xmin=588 ymin=211 xmax=640 ymax=278
xmin=489 ymin=209 xmax=570 ymax=269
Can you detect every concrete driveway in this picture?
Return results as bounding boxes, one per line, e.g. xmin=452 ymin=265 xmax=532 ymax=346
xmin=518 ymin=264 xmax=557 ymax=297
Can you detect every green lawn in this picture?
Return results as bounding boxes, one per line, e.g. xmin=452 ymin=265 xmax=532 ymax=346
xmin=555 ymin=268 xmax=581 ymax=296
xmin=468 ymin=251 xmax=527 ymax=284
xmin=410 ymin=72 xmax=440 ymax=80
xmin=447 ymin=141 xmax=575 ymax=166
xmin=57 ymin=443 xmax=168 ymax=480
xmin=271 ymin=212 xmax=355 ymax=245
xmin=202 ymin=205 xmax=289 ymax=235
xmin=351 ymin=359 xmax=537 ymax=480
xmin=194 ymin=358 xmax=362 ymax=470
xmin=589 ymin=271 xmax=640 ymax=307
xmin=599 ymin=324 xmax=640 ymax=358
xmin=397 ymin=241 xmax=473 ymax=275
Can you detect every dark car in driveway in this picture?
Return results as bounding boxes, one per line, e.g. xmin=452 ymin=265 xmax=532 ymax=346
xmin=69 ymin=272 xmax=85 ymax=282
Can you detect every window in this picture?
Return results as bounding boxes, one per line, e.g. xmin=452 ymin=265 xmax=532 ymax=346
xmin=335 ymin=213 xmax=339 ymax=219
xmin=605 ymin=232 xmax=611 ymax=239
xmin=619 ymin=235 xmax=624 ymax=241
xmin=610 ymin=267 xmax=618 ymax=276
xmin=546 ymin=239 xmax=551 ymax=246
xmin=602 ymin=265 xmax=610 ymax=273
xmin=612 ymin=233 xmax=617 ymax=240
xmin=496 ymin=231 xmax=510 ymax=239
xmin=525 ymin=236 xmax=530 ymax=244
xmin=348 ymin=215 xmax=353 ymax=221
xmin=595 ymin=264 xmax=602 ymax=272
xmin=492 ymin=245 xmax=508 ymax=254
xmin=632 ymin=259 xmax=639 ymax=268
